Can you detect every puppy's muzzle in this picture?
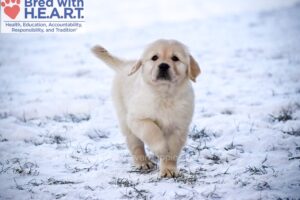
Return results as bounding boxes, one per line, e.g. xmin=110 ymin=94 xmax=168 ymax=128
xmin=157 ymin=63 xmax=171 ymax=81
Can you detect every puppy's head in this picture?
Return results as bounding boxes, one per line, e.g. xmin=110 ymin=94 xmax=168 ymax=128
xmin=129 ymin=39 xmax=201 ymax=85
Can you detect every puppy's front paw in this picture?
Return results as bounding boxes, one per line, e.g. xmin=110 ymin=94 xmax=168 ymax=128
xmin=160 ymin=167 xmax=179 ymax=178
xmin=136 ymin=160 xmax=156 ymax=170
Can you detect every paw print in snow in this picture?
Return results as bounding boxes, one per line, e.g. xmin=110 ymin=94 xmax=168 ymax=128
xmin=1 ymin=0 xmax=21 ymax=20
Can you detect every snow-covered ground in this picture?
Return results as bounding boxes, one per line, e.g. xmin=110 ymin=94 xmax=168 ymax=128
xmin=1 ymin=1 xmax=300 ymax=199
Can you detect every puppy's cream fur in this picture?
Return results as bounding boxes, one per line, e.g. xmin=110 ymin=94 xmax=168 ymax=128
xmin=92 ymin=39 xmax=200 ymax=177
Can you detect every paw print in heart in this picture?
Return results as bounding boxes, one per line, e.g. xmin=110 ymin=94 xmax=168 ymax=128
xmin=1 ymin=0 xmax=21 ymax=20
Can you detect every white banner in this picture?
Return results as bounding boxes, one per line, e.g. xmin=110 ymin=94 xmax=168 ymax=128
xmin=0 ymin=0 xmax=85 ymax=33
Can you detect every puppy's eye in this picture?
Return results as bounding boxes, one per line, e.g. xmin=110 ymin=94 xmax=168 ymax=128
xmin=171 ymin=55 xmax=179 ymax=62
xmin=151 ymin=55 xmax=158 ymax=61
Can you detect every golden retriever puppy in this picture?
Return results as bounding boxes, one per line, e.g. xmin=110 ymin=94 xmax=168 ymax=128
xmin=92 ymin=39 xmax=200 ymax=177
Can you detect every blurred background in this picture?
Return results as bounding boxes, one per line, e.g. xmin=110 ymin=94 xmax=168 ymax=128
xmin=86 ymin=0 xmax=299 ymax=31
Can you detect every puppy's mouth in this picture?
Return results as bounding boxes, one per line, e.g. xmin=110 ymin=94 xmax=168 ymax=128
xmin=157 ymin=71 xmax=171 ymax=81
xmin=156 ymin=63 xmax=171 ymax=81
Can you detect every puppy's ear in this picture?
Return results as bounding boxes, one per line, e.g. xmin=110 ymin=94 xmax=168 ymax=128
xmin=128 ymin=60 xmax=142 ymax=76
xmin=188 ymin=55 xmax=201 ymax=82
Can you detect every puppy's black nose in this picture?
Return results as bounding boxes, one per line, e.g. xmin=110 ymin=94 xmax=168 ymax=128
xmin=158 ymin=63 xmax=170 ymax=71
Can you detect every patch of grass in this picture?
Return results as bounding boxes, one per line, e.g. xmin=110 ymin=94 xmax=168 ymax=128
xmin=270 ymin=107 xmax=293 ymax=122
xmin=288 ymin=156 xmax=300 ymax=160
xmin=0 ymin=134 xmax=8 ymax=142
xmin=183 ymin=143 xmax=208 ymax=158
xmin=83 ymin=185 xmax=104 ymax=191
xmin=0 ymin=161 xmax=10 ymax=174
xmin=87 ymin=129 xmax=109 ymax=141
xmin=74 ymin=143 xmax=97 ymax=155
xmin=214 ymin=166 xmax=231 ymax=177
xmin=13 ymin=160 xmax=39 ymax=176
xmin=28 ymin=178 xmax=82 ymax=186
xmin=13 ymin=177 xmax=82 ymax=195
xmin=24 ymin=134 xmax=69 ymax=148
xmin=234 ymin=178 xmax=251 ymax=187
xmin=221 ymin=109 xmax=233 ymax=115
xmin=14 ymin=178 xmax=24 ymax=190
xmin=245 ymin=165 xmax=272 ymax=175
xmin=65 ymin=163 xmax=98 ymax=173
xmin=170 ymin=168 xmax=208 ymax=185
xmin=0 ymin=158 xmax=39 ymax=176
xmin=254 ymin=181 xmax=271 ymax=191
xmin=110 ymin=143 xmax=126 ymax=150
xmin=52 ymin=113 xmax=90 ymax=123
xmin=109 ymin=177 xmax=138 ymax=188
xmin=189 ymin=126 xmax=215 ymax=142
xmin=110 ymin=178 xmax=151 ymax=199
xmin=54 ymin=193 xmax=67 ymax=199
xmin=47 ymin=177 xmax=81 ymax=185
xmin=174 ymin=193 xmax=189 ymax=200
xmin=48 ymin=135 xmax=66 ymax=144
xmin=128 ymin=168 xmax=156 ymax=175
xmin=122 ymin=187 xmax=150 ymax=200
xmin=27 ymin=179 xmax=43 ymax=187
xmin=19 ymin=111 xmax=28 ymax=123
xmin=224 ymin=142 xmax=244 ymax=153
xmin=202 ymin=185 xmax=222 ymax=199
xmin=174 ymin=173 xmax=198 ymax=185
xmin=0 ymin=112 xmax=9 ymax=119
xmin=282 ymin=128 xmax=300 ymax=136
xmin=185 ymin=126 xmax=220 ymax=158
xmin=24 ymin=138 xmax=43 ymax=146
xmin=205 ymin=154 xmax=222 ymax=165
xmin=183 ymin=140 xmax=211 ymax=159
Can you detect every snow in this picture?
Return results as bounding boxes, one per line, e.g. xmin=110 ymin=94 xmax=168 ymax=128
xmin=1 ymin=0 xmax=300 ymax=199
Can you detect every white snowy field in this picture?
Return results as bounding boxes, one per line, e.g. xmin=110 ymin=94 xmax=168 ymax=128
xmin=1 ymin=0 xmax=300 ymax=199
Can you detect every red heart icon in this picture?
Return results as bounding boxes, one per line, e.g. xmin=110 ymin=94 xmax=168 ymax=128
xmin=4 ymin=5 xmax=20 ymax=19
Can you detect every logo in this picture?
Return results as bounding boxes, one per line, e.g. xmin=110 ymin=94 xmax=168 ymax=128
xmin=1 ymin=0 xmax=85 ymax=33
xmin=1 ymin=0 xmax=21 ymax=19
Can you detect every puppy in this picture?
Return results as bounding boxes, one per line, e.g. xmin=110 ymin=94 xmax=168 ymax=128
xmin=92 ymin=39 xmax=200 ymax=177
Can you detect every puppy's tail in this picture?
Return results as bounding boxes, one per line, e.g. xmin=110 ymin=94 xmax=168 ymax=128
xmin=91 ymin=45 xmax=129 ymax=71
